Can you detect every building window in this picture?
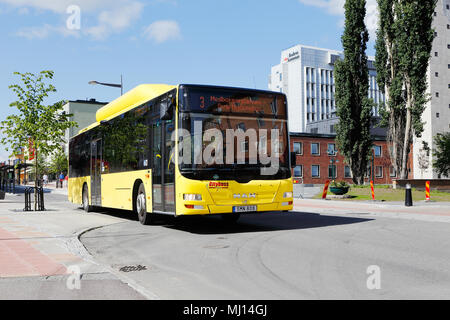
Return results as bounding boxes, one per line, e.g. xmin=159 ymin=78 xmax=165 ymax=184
xmin=375 ymin=166 xmax=383 ymax=178
xmin=310 ymin=128 xmax=318 ymax=134
xmin=390 ymin=166 xmax=397 ymax=178
xmin=330 ymin=125 xmax=335 ymax=133
xmin=311 ymin=143 xmax=320 ymax=155
xmin=435 ymin=72 xmax=439 ymax=77
xmin=294 ymin=165 xmax=303 ymax=178
xmin=437 ymin=113 xmax=440 ymax=118
xmin=293 ymin=142 xmax=303 ymax=155
xmin=373 ymin=145 xmax=382 ymax=157
xmin=344 ymin=166 xmax=352 ymax=178
xmin=312 ymin=165 xmax=320 ymax=178
xmin=327 ymin=143 xmax=337 ymax=156
xmin=435 ymin=52 xmax=438 ymax=57
xmin=436 ymin=92 xmax=440 ymax=98
xmin=328 ymin=165 xmax=337 ymax=178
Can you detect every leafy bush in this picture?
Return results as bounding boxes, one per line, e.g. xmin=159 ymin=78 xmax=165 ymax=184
xmin=330 ymin=180 xmax=350 ymax=188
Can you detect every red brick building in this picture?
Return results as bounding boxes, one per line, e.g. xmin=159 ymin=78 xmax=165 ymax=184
xmin=289 ymin=133 xmax=413 ymax=185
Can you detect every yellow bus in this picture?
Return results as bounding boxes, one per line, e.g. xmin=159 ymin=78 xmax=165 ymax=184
xmin=68 ymin=84 xmax=293 ymax=224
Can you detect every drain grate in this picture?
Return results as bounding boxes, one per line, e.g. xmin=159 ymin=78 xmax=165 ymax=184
xmin=119 ymin=265 xmax=148 ymax=273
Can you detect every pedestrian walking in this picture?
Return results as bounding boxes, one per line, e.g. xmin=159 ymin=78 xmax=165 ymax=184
xmin=58 ymin=172 xmax=65 ymax=188
xmin=43 ymin=174 xmax=48 ymax=186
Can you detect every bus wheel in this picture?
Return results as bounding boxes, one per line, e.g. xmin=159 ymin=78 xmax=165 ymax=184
xmin=82 ymin=184 xmax=92 ymax=213
xmin=136 ymin=183 xmax=152 ymax=225
xmin=221 ymin=213 xmax=240 ymax=224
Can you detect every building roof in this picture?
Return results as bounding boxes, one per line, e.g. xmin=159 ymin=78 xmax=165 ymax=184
xmin=68 ymin=99 xmax=109 ymax=105
xmin=289 ymin=132 xmax=387 ymax=141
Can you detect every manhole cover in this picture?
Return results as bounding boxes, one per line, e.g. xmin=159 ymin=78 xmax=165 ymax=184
xmin=118 ymin=265 xmax=148 ymax=272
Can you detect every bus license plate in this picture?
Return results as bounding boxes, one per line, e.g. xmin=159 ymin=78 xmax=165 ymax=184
xmin=233 ymin=205 xmax=257 ymax=213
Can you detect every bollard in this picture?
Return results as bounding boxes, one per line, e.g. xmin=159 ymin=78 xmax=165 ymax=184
xmin=370 ymin=180 xmax=375 ymax=201
xmin=425 ymin=181 xmax=430 ymax=201
xmin=322 ymin=180 xmax=330 ymax=199
xmin=405 ymin=183 xmax=413 ymax=207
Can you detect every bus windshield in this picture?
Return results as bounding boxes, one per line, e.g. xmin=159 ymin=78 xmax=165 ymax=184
xmin=178 ymin=86 xmax=290 ymax=182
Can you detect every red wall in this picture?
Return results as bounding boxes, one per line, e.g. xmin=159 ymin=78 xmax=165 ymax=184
xmin=290 ymin=134 xmax=413 ymax=185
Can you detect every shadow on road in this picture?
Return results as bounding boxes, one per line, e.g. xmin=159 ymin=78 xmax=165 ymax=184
xmin=84 ymin=207 xmax=374 ymax=235
xmin=163 ymin=211 xmax=374 ymax=235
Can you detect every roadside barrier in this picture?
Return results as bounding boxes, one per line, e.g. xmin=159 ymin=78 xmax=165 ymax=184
xmin=322 ymin=180 xmax=330 ymax=199
xmin=24 ymin=187 xmax=45 ymax=211
xmin=370 ymin=181 xmax=375 ymax=201
xmin=425 ymin=181 xmax=430 ymax=201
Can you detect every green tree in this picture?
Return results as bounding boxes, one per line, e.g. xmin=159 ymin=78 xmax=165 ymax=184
xmin=433 ymin=132 xmax=450 ymax=178
xmin=375 ymin=0 xmax=437 ymax=179
xmin=0 ymin=71 xmax=76 ymax=208
xmin=49 ymin=147 xmax=68 ymax=175
xmin=334 ymin=0 xmax=374 ymax=185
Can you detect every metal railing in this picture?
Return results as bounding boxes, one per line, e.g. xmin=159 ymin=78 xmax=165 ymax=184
xmin=24 ymin=187 xmax=45 ymax=211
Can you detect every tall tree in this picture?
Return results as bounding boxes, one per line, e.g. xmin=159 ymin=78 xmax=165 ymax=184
xmin=375 ymin=0 xmax=437 ymax=179
xmin=433 ymin=132 xmax=450 ymax=178
xmin=0 ymin=71 xmax=76 ymax=209
xmin=335 ymin=0 xmax=374 ymax=185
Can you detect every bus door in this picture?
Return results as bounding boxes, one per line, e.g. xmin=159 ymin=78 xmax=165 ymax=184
xmin=152 ymin=118 xmax=175 ymax=213
xmin=90 ymin=139 xmax=102 ymax=206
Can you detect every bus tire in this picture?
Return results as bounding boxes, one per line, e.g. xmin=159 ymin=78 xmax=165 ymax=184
xmin=82 ymin=184 xmax=92 ymax=213
xmin=221 ymin=213 xmax=240 ymax=224
xmin=136 ymin=183 xmax=153 ymax=225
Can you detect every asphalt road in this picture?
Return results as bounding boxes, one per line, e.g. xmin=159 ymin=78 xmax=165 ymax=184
xmin=80 ymin=209 xmax=450 ymax=299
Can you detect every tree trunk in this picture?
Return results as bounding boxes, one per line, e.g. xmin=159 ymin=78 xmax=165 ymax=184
xmin=401 ymin=80 xmax=412 ymax=179
xmin=34 ymin=144 xmax=38 ymax=211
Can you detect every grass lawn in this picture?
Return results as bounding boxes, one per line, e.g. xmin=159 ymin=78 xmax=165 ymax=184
xmin=313 ymin=185 xmax=450 ymax=202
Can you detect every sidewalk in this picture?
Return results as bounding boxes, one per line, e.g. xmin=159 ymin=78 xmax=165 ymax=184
xmin=0 ymin=192 xmax=144 ymax=299
xmin=18 ymin=182 xmax=68 ymax=196
xmin=294 ymin=198 xmax=450 ymax=223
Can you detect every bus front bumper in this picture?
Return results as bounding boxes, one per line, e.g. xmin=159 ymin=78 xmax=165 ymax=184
xmin=178 ymin=201 xmax=293 ymax=216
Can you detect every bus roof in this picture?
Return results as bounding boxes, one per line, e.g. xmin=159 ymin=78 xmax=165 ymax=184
xmin=76 ymin=84 xmax=176 ymax=136
xmin=75 ymin=83 xmax=285 ymax=136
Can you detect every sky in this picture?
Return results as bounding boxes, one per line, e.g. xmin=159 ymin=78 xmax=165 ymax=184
xmin=0 ymin=0 xmax=379 ymax=161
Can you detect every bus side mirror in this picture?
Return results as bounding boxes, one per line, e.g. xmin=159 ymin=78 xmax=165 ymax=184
xmin=290 ymin=152 xmax=297 ymax=168
xmin=160 ymin=98 xmax=175 ymax=120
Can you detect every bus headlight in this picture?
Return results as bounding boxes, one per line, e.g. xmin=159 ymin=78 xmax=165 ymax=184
xmin=283 ymin=192 xmax=293 ymax=198
xmin=183 ymin=194 xmax=202 ymax=201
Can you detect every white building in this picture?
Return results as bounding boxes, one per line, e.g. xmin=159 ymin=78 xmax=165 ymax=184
xmin=413 ymin=0 xmax=450 ymax=179
xmin=268 ymin=44 xmax=385 ymax=134
xmin=63 ymin=99 xmax=107 ymax=153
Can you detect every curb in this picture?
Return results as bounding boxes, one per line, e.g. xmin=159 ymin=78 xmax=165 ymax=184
xmin=71 ymin=225 xmax=160 ymax=300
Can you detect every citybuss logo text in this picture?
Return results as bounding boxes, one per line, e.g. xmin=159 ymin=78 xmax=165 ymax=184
xmin=209 ymin=182 xmax=229 ymax=189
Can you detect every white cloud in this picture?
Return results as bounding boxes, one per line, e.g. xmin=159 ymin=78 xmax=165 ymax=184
xmin=0 ymin=0 xmax=145 ymax=40
xmin=85 ymin=2 xmax=144 ymax=40
xmin=299 ymin=0 xmax=379 ymax=39
xmin=143 ymin=20 xmax=181 ymax=43
xmin=15 ymin=24 xmax=80 ymax=39
xmin=0 ymin=0 xmax=111 ymax=14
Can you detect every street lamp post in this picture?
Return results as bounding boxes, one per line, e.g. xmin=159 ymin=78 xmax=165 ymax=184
xmin=89 ymin=75 xmax=123 ymax=95
xmin=329 ymin=147 xmax=339 ymax=179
